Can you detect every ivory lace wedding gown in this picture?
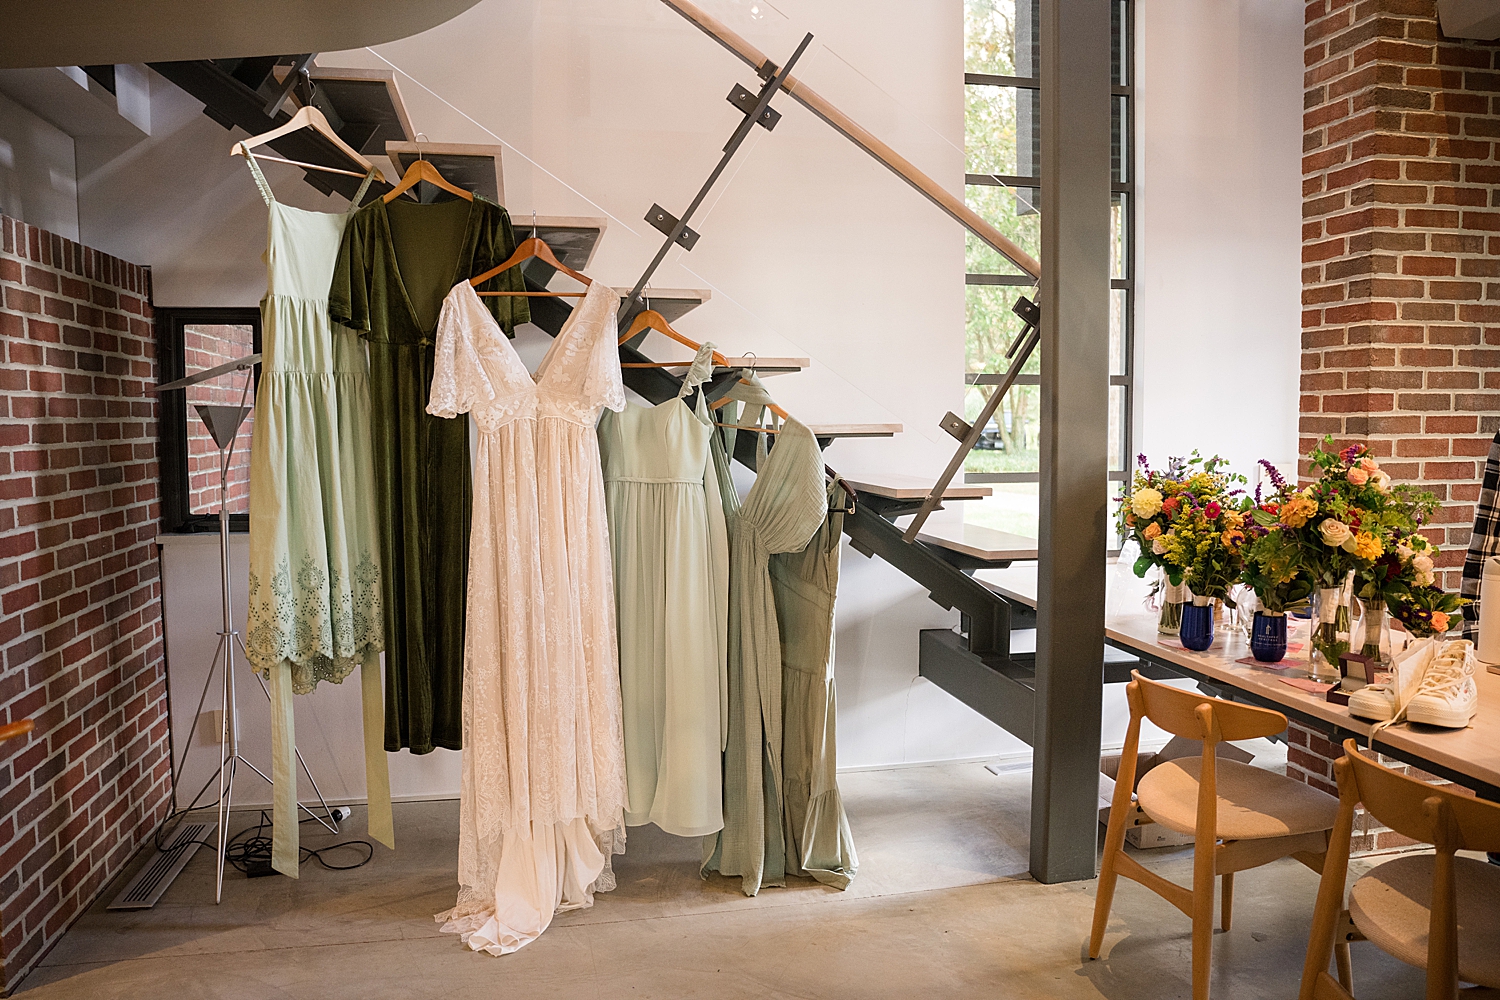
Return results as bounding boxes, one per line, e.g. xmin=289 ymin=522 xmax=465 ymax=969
xmin=427 ymin=279 xmax=628 ymax=955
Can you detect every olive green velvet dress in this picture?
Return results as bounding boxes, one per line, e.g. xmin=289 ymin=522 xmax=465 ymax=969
xmin=329 ymin=196 xmax=527 ymax=753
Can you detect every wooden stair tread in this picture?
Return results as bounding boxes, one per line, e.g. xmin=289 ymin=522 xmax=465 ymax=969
xmin=652 ymin=356 xmax=809 ymax=375
xmin=842 ymin=473 xmax=991 ymax=500
xmin=611 ymin=286 xmax=712 ymax=322
xmin=807 ymin=423 xmax=902 ymax=438
xmin=916 ymin=522 xmax=1038 ymax=562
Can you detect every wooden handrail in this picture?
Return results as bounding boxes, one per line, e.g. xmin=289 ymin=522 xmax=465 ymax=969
xmin=660 ymin=0 xmax=1041 ymax=280
xmin=0 ymin=719 xmax=34 ymax=743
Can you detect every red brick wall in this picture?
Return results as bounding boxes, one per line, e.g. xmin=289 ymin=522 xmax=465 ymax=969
xmin=1301 ymin=0 xmax=1500 ymax=589
xmin=0 ymin=215 xmax=170 ymax=990
xmin=182 ymin=323 xmax=255 ymax=515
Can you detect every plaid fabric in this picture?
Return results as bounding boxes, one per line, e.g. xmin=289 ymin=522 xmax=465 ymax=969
xmin=1461 ymin=429 xmax=1500 ymax=639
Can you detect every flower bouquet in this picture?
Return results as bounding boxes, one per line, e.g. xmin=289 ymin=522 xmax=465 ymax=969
xmin=1239 ymin=463 xmax=1315 ymax=662
xmin=1117 ymin=452 xmax=1245 ymax=635
xmin=1390 ymin=583 xmax=1468 ymax=638
xmin=1355 ymin=528 xmax=1437 ymax=664
xmin=1156 ymin=491 xmax=1251 ymax=651
xmin=1296 ymin=438 xmax=1436 ymax=678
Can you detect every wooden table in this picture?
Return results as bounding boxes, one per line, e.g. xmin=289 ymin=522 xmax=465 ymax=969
xmin=978 ymin=561 xmax=1500 ymax=800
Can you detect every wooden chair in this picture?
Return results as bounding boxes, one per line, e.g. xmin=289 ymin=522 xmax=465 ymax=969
xmin=1090 ymin=671 xmax=1341 ymax=1000
xmin=0 ymin=719 xmax=33 ymax=744
xmin=1299 ymin=739 xmax=1500 ymax=1000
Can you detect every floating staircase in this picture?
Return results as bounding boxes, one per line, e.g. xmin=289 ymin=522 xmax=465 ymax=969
xmin=150 ymin=51 xmax=1067 ymax=780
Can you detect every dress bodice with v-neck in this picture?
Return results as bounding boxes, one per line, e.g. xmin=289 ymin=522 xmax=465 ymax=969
xmin=427 ymin=279 xmax=628 ymax=956
xmin=429 ymin=280 xmax=626 ymax=427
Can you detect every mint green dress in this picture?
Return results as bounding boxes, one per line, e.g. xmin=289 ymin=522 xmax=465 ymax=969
xmin=598 ymin=345 xmax=729 ymax=838
xmin=242 ymin=156 xmax=392 ymax=876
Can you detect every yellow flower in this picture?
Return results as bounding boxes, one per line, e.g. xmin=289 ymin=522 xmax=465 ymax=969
xmin=1350 ymin=532 xmax=1382 ymax=562
xmin=1131 ymin=488 xmax=1163 ymax=518
xmin=1280 ymin=492 xmax=1317 ymax=528
xmin=1221 ymin=528 xmax=1246 ymax=550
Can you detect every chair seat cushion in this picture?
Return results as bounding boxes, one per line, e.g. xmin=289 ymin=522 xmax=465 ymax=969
xmin=1349 ymin=853 xmax=1500 ymax=988
xmin=1136 ymin=757 xmax=1339 ymax=841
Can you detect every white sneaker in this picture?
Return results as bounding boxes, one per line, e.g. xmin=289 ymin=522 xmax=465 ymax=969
xmin=1347 ymin=682 xmax=1397 ymax=722
xmin=1405 ymin=640 xmax=1478 ymax=729
xmin=1347 ymin=638 xmax=1436 ymax=722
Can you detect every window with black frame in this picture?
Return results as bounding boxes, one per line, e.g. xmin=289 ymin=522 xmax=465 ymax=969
xmin=961 ymin=0 xmax=1133 ymax=540
xmin=155 ymin=307 xmax=262 ymax=533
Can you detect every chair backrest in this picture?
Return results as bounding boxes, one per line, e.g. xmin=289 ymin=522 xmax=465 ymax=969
xmin=1340 ymin=740 xmax=1500 ymax=854
xmin=1129 ymin=670 xmax=1288 ymax=744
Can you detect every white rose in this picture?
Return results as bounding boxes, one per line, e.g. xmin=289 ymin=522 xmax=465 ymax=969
xmin=1131 ymin=488 xmax=1163 ymax=519
xmin=1151 ymin=536 xmax=1168 ymax=555
xmin=1413 ymin=553 xmax=1435 ymax=587
xmin=1372 ymin=470 xmax=1392 ymax=494
xmin=1319 ymin=518 xmax=1353 ymax=548
xmin=1396 ymin=543 xmax=1415 ymax=563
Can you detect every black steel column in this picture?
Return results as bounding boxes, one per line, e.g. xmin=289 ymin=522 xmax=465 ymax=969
xmin=1029 ymin=0 xmax=1112 ymax=884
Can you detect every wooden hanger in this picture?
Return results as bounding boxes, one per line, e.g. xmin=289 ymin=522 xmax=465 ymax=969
xmin=470 ymin=234 xmax=592 ymax=297
xmin=382 ymin=157 xmax=473 ymax=204
xmin=710 ymin=391 xmax=790 ymax=423
xmin=617 ymin=308 xmax=730 ymax=368
xmin=230 ymin=106 xmax=385 ymax=182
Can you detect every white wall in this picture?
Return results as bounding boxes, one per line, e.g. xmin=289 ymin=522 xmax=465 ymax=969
xmin=0 ymin=89 xmax=79 ymax=239
xmin=1134 ymin=0 xmax=1304 ymax=480
xmin=40 ymin=0 xmax=1307 ymax=808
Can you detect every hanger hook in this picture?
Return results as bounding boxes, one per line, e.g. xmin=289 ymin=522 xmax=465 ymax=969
xmin=531 ymin=209 xmax=538 ymax=241
xmin=414 ymin=132 xmax=428 ymax=161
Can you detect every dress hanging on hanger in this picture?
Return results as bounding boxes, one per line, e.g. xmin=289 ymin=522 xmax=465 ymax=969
xmin=328 ymin=193 xmax=528 ymax=754
xmin=598 ymin=342 xmax=730 ymax=838
xmin=771 ymin=477 xmax=858 ymax=889
xmin=426 ymin=279 xmax=628 ymax=955
xmin=241 ymin=154 xmax=393 ymax=875
xmin=701 ymin=373 xmax=833 ymax=896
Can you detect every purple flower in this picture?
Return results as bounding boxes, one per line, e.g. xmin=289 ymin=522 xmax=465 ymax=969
xmin=1258 ymin=459 xmax=1287 ymax=490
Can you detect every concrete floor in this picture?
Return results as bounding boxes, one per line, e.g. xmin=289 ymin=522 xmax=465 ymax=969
xmin=18 ymin=760 xmax=1425 ymax=999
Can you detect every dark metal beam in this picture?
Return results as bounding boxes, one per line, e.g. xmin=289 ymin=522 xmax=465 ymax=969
xmin=919 ymin=629 xmax=1034 ymax=745
xmin=844 ymin=505 xmax=1011 ymax=658
xmin=1029 ymin=0 xmax=1113 ymax=885
xmin=149 ymin=60 xmax=392 ymax=203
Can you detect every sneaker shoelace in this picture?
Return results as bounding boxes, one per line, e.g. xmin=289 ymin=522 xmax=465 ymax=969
xmin=1413 ymin=653 xmax=1471 ymax=698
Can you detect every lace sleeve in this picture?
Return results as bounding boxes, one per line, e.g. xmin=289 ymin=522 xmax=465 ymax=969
xmin=582 ymin=296 xmax=626 ymax=416
xmin=428 ymin=288 xmax=496 ymax=419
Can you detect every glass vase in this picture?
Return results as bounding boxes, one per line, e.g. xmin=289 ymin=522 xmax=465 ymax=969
xmin=1356 ymin=597 xmax=1393 ymax=670
xmin=1310 ymin=586 xmax=1351 ymax=681
xmin=1180 ymin=595 xmax=1215 ymax=651
xmin=1158 ymin=576 xmax=1188 ymax=635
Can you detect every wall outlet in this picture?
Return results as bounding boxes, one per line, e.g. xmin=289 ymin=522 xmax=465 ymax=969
xmin=198 ymin=710 xmax=224 ymax=745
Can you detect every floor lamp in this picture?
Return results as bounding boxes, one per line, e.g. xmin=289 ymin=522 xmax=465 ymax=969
xmin=152 ymin=354 xmax=338 ymax=903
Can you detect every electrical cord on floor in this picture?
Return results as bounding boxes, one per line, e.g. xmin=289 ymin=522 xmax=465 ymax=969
xmin=224 ymin=811 xmax=374 ymax=874
xmin=151 ymin=806 xmax=374 ymax=874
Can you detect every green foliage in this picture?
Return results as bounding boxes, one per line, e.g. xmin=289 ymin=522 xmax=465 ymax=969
xmin=1240 ymin=525 xmax=1313 ymax=614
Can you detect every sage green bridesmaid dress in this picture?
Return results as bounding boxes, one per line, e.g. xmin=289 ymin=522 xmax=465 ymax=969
xmin=701 ymin=374 xmax=857 ymax=895
xmin=598 ymin=344 xmax=729 ymax=838
xmin=242 ymin=155 xmax=392 ymax=876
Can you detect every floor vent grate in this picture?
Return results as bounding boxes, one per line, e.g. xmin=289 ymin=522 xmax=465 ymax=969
xmin=107 ymin=821 xmax=216 ymax=910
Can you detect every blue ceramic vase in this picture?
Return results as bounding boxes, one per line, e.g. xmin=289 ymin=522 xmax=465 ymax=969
xmin=1179 ymin=601 xmax=1214 ymax=651
xmin=1250 ymin=611 xmax=1288 ymax=663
